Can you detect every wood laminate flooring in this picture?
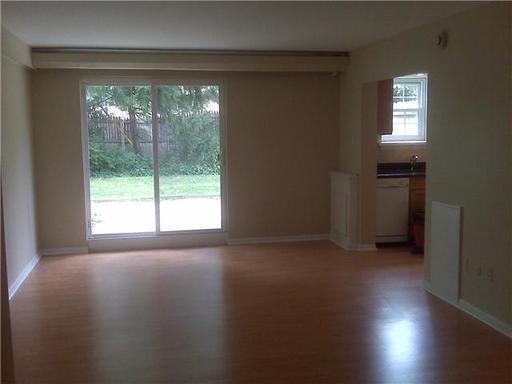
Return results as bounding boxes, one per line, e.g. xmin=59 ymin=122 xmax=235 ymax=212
xmin=9 ymin=241 xmax=512 ymax=383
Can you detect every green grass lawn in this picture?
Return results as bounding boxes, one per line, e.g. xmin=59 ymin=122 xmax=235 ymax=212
xmin=90 ymin=175 xmax=220 ymax=201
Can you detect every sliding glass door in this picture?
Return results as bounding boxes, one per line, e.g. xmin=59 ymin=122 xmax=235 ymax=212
xmin=157 ymin=86 xmax=221 ymax=231
xmin=85 ymin=85 xmax=155 ymax=235
xmin=83 ymin=83 xmax=222 ymax=237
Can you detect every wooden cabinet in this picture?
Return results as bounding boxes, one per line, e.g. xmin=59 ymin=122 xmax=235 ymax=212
xmin=409 ymin=175 xmax=425 ymax=242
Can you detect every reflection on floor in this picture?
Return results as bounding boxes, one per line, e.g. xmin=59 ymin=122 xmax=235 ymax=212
xmin=10 ymin=241 xmax=511 ymax=383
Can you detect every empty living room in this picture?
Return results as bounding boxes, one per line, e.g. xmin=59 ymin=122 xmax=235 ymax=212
xmin=1 ymin=2 xmax=511 ymax=383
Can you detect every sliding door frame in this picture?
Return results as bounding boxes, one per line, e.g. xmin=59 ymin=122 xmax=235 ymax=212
xmin=80 ymin=78 xmax=228 ymax=241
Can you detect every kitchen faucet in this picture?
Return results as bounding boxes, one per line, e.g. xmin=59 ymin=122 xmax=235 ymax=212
xmin=410 ymin=154 xmax=419 ymax=171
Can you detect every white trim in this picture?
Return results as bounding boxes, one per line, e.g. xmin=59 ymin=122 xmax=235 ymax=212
xmin=32 ymin=51 xmax=348 ymax=72
xmin=430 ymin=201 xmax=461 ymax=306
xmin=88 ymin=231 xmax=227 ymax=252
xmin=329 ymin=233 xmax=351 ymax=249
xmin=81 ymin=80 xmax=227 ymax=238
xmin=8 ymin=253 xmax=40 ymax=300
xmin=458 ymin=300 xmax=512 ymax=338
xmin=357 ymin=243 xmax=378 ymax=251
xmin=40 ymin=247 xmax=89 ymax=256
xmin=151 ymin=84 xmax=161 ymax=233
xmin=219 ymin=83 xmax=229 ymax=233
xmin=381 ymin=74 xmax=428 ymax=144
xmin=422 ymin=278 xmax=458 ymax=307
xmin=80 ymin=81 xmax=92 ymax=238
xmin=422 ymin=281 xmax=512 ymax=339
xmin=379 ymin=141 xmax=426 ymax=148
xmin=330 ymin=172 xmax=361 ymax=251
xmin=227 ymin=234 xmax=328 ymax=245
xmin=329 ymin=235 xmax=377 ymax=251
xmin=1 ymin=27 xmax=33 ymax=68
xmin=376 ymin=235 xmax=408 ymax=243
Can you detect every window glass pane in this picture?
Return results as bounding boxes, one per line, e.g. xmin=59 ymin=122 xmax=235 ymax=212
xmin=404 ymin=112 xmax=419 ymax=135
xmin=383 ymin=75 xmax=427 ymax=142
xmin=86 ymin=85 xmax=155 ymax=235
xmin=157 ymin=85 xmax=221 ymax=231
xmin=393 ymin=84 xmax=404 ymax=103
xmin=392 ymin=111 xmax=406 ymax=135
xmin=404 ymin=84 xmax=419 ymax=105
xmin=392 ymin=111 xmax=419 ymax=136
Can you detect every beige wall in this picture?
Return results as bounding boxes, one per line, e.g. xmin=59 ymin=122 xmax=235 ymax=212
xmin=31 ymin=70 xmax=339 ymax=248
xmin=359 ymin=82 xmax=379 ymax=245
xmin=226 ymin=72 xmax=339 ymax=238
xmin=377 ymin=145 xmax=427 ymax=163
xmin=1 ymin=32 xmax=38 ymax=288
xmin=1 ymin=27 xmax=32 ymax=68
xmin=339 ymin=3 xmax=511 ymax=324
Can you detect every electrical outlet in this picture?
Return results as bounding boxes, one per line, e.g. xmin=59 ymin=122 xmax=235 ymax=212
xmin=487 ymin=268 xmax=494 ymax=282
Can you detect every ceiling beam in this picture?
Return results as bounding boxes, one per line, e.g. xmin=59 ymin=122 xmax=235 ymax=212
xmin=31 ymin=50 xmax=349 ymax=73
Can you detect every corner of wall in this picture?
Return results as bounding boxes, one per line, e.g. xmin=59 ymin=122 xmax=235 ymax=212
xmin=1 ymin=27 xmax=33 ymax=68
xmin=2 ymin=29 xmax=39 ymax=292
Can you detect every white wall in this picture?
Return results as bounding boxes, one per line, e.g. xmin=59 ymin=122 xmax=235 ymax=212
xmin=339 ymin=3 xmax=511 ymax=325
xmin=1 ymin=28 xmax=39 ymax=289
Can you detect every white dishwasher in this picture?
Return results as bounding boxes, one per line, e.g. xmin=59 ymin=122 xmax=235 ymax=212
xmin=376 ymin=177 xmax=409 ymax=243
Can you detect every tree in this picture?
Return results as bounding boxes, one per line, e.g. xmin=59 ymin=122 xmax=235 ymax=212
xmin=393 ymin=84 xmax=417 ymax=102
xmin=86 ymin=85 xmax=220 ymax=176
xmin=87 ymin=85 xmax=151 ymax=154
xmin=157 ymin=86 xmax=220 ymax=175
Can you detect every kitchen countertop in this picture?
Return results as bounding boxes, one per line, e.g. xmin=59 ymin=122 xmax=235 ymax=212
xmin=377 ymin=162 xmax=426 ymax=178
xmin=378 ymin=172 xmax=426 ymax=178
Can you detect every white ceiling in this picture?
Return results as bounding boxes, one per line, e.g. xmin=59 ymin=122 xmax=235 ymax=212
xmin=2 ymin=1 xmax=479 ymax=52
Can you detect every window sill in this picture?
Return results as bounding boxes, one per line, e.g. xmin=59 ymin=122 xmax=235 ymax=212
xmin=87 ymin=230 xmax=227 ymax=252
xmin=379 ymin=141 xmax=426 ymax=150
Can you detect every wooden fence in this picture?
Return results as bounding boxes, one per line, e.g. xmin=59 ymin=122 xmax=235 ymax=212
xmin=90 ymin=111 xmax=219 ymax=158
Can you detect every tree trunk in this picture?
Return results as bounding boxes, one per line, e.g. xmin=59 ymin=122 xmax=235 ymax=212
xmin=129 ymin=107 xmax=141 ymax=155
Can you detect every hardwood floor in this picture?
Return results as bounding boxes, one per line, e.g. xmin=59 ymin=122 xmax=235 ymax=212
xmin=9 ymin=241 xmax=512 ymax=383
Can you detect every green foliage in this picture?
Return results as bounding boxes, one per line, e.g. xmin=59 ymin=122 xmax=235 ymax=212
xmin=87 ymin=85 xmax=151 ymax=120
xmin=86 ymin=85 xmax=220 ymax=176
xmin=159 ymin=110 xmax=220 ymax=175
xmin=157 ymin=85 xmax=218 ymax=115
xmin=89 ymin=141 xmax=152 ymax=177
xmin=393 ymin=84 xmax=417 ymax=101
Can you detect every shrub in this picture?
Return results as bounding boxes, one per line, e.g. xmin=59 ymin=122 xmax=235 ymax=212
xmin=89 ymin=141 xmax=153 ymax=177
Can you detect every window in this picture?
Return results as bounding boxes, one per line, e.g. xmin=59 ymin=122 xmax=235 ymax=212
xmin=381 ymin=74 xmax=427 ymax=143
xmin=83 ymin=83 xmax=224 ymax=237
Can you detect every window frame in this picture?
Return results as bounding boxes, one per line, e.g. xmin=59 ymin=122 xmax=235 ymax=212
xmin=381 ymin=74 xmax=428 ymax=144
xmin=80 ymin=78 xmax=228 ymax=241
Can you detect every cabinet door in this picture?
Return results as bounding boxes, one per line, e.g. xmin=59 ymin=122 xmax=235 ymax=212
xmin=410 ymin=189 xmax=426 ymax=214
xmin=410 ymin=175 xmax=426 ymax=191
xmin=409 ymin=176 xmax=426 ymax=241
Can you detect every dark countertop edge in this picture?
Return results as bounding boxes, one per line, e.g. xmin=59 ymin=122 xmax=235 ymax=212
xmin=377 ymin=172 xmax=426 ymax=178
